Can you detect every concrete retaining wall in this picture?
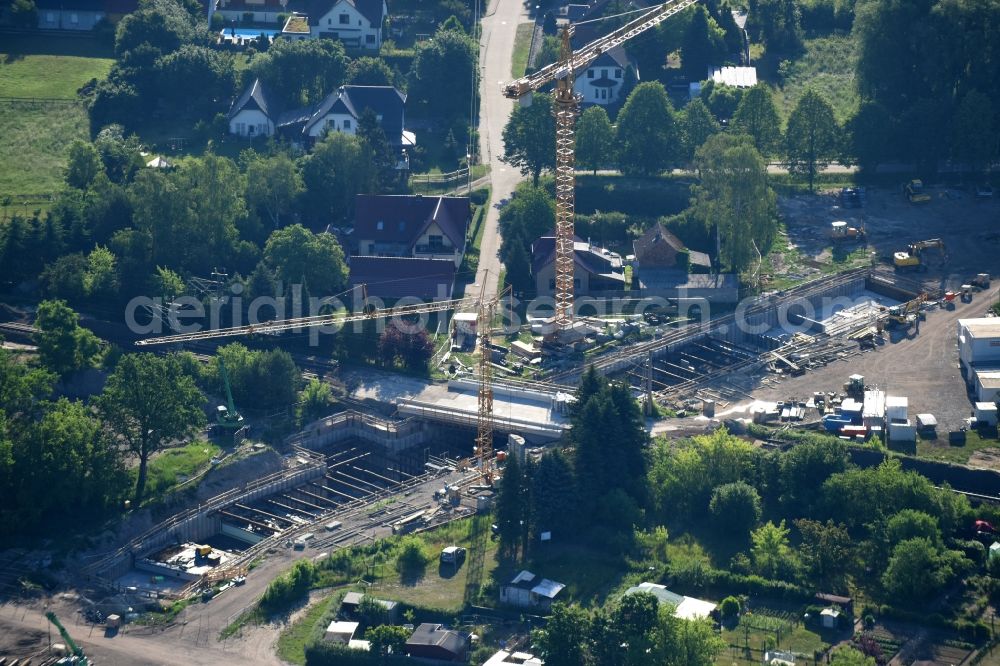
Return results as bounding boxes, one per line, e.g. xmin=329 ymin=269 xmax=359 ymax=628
xmin=290 ymin=410 xmax=432 ymax=454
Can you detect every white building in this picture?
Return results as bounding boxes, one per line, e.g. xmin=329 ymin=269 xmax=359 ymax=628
xmin=212 ymin=0 xmax=386 ymax=49
xmin=958 ymin=318 xmax=1000 ymax=372
xmin=325 ymin=620 xmax=359 ymax=644
xmin=484 ymin=650 xmax=544 ymax=666
xmin=500 ymin=570 xmax=565 ymax=611
xmin=624 ymin=582 xmax=716 ymax=620
xmin=573 ymin=47 xmax=635 ymax=106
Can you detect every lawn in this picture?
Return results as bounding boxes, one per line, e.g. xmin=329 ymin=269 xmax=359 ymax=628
xmin=276 ymin=592 xmax=341 ymax=665
xmin=0 ymin=102 xmax=90 ymax=197
xmin=913 ymin=429 xmax=1000 ymax=465
xmin=511 ymin=22 xmax=535 ymax=78
xmin=775 ymin=35 xmax=859 ymax=124
xmin=718 ymin=606 xmax=834 ymax=666
xmin=0 ymin=54 xmax=113 ymax=99
xmin=139 ymin=440 xmax=223 ymax=501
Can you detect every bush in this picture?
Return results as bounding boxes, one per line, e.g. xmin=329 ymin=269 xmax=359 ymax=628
xmin=395 ymin=537 xmax=430 ymax=575
xmin=260 ymin=560 xmax=315 ymax=614
xmin=469 ymin=187 xmax=489 ymax=206
xmin=719 ymin=596 xmax=740 ymax=619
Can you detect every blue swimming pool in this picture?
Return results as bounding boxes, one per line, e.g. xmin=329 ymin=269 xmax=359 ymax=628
xmin=221 ymin=27 xmax=280 ymax=38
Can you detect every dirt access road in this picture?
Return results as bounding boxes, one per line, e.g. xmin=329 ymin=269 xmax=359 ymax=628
xmin=470 ymin=0 xmax=532 ymax=300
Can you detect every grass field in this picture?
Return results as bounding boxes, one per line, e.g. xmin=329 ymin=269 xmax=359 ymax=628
xmin=511 ymin=22 xmax=535 ymax=78
xmin=913 ymin=429 xmax=1000 ymax=465
xmin=0 ymin=54 xmax=113 ymax=99
xmin=775 ymin=35 xmax=859 ymax=124
xmin=140 ymin=441 xmax=222 ymax=501
xmin=276 ymin=593 xmax=341 ymax=665
xmin=0 ymin=102 xmax=90 ymax=197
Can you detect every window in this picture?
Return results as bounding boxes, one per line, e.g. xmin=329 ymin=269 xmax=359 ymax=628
xmin=587 ymin=69 xmax=594 ymax=79
xmin=615 ymin=68 xmax=622 ymax=78
xmin=236 ymin=122 xmax=245 ymax=135
xmin=601 ymin=69 xmax=607 ymax=78
xmin=601 ymin=89 xmax=607 ymax=100
xmin=70 ymin=12 xmax=79 ymax=23
xmin=248 ymin=124 xmax=255 ymax=135
xmin=343 ymin=119 xmax=351 ymax=129
xmin=328 ymin=18 xmax=331 ymax=24
xmin=327 ymin=119 xmax=335 ymax=129
xmin=376 ymin=221 xmax=384 ymax=230
xmin=339 ymin=13 xmax=349 ymax=24
xmin=398 ymin=221 xmax=405 ymax=231
xmin=46 ymin=11 xmax=54 ymax=21
xmin=366 ymin=34 xmax=375 ymax=43
xmin=594 ymin=90 xmax=599 ymax=99
xmin=428 ymin=234 xmax=443 ymax=247
xmin=368 ymin=243 xmax=375 ymax=253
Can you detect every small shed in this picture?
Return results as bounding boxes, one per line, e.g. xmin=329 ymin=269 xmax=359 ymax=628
xmin=820 ymin=607 xmax=840 ymax=629
xmin=989 ymin=542 xmax=1000 ymax=561
xmin=325 ymin=620 xmax=359 ymax=644
xmin=974 ymin=402 xmax=998 ymax=426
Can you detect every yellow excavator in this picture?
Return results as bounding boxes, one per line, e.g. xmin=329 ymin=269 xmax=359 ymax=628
xmin=894 ymin=239 xmax=946 ymax=270
xmin=880 ymin=293 xmax=928 ymax=330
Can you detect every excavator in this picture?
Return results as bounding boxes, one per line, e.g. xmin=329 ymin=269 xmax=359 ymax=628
xmin=45 ymin=611 xmax=89 ymax=664
xmin=880 ymin=293 xmax=928 ymax=330
xmin=893 ymin=238 xmax=946 ymax=271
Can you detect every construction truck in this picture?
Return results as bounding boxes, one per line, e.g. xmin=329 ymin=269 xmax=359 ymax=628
xmin=904 ymin=179 xmax=932 ymax=203
xmin=972 ymin=273 xmax=991 ymax=290
xmin=893 ymin=238 xmax=946 ymax=270
xmin=46 ymin=611 xmax=89 ymax=665
xmin=830 ymin=220 xmax=866 ymax=243
xmin=843 ymin=374 xmax=865 ymax=399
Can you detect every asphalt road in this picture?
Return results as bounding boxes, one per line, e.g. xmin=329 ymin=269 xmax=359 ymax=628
xmin=470 ymin=0 xmax=532 ymax=301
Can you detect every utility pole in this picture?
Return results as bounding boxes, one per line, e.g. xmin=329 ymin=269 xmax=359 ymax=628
xmin=645 ymin=351 xmax=654 ymax=416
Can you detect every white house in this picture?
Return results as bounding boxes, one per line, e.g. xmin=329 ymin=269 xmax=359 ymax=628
xmin=307 ymin=0 xmax=386 ymax=48
xmin=228 ymin=80 xmax=412 ymax=150
xmin=227 ymin=79 xmax=276 ymax=138
xmin=573 ymin=46 xmax=635 ymax=106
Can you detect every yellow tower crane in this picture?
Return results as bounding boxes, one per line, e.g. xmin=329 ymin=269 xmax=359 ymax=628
xmin=135 ymin=286 xmax=510 ymax=485
xmin=502 ymin=0 xmax=700 ymax=328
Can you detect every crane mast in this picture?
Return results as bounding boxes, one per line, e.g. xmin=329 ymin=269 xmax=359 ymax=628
xmin=503 ymin=0 xmax=699 ymax=327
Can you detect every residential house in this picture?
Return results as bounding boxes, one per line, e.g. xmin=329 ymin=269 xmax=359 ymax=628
xmin=354 ymin=194 xmax=470 ymax=266
xmin=531 ymin=235 xmax=626 ymax=297
xmin=624 ymin=582 xmax=717 ymax=620
xmin=227 ymin=80 xmax=413 ymax=152
xmin=348 ymin=256 xmax=457 ymax=300
xmin=573 ymin=46 xmax=636 ymax=107
xmin=632 ymin=221 xmax=711 ymax=273
xmin=405 ymin=623 xmax=469 ymax=662
xmin=36 ymin=0 xmax=136 ymax=29
xmin=212 ymin=0 xmax=387 ymax=48
xmin=499 ymin=570 xmax=566 ymax=612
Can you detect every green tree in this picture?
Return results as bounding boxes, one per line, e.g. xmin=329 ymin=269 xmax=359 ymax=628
xmin=498 ymin=183 xmax=555 ymax=260
xmin=680 ymin=98 xmax=721 ymax=163
xmin=9 ymin=0 xmax=37 ymax=27
xmin=34 ymin=300 xmax=102 ymax=377
xmin=409 ymin=27 xmax=477 ymax=119
xmin=951 ymin=89 xmax=997 ymax=175
xmin=502 ymin=93 xmax=555 ymax=185
xmin=357 ymin=108 xmax=398 ymax=190
xmin=113 ymin=0 xmax=203 ymax=57
xmin=66 ymin=141 xmax=104 ymax=190
xmin=616 ymin=82 xmax=678 ymax=175
xmin=778 ymin=436 xmax=847 ymax=512
xmin=693 ymin=133 xmax=776 ymax=273
xmin=709 ymin=481 xmax=762 ymax=537
xmin=154 ymin=45 xmax=236 ymax=118
xmin=94 ymin=124 xmax=143 ymax=184
xmin=681 ymin=5 xmax=727 ymax=79
xmin=495 ymin=450 xmax=528 ymax=559
xmin=150 ymin=265 xmax=186 ymax=301
xmin=245 ymin=152 xmax=303 ymax=230
xmin=785 ymin=90 xmax=840 ymax=191
xmin=298 ymin=379 xmax=334 ymax=424
xmin=752 ymin=0 xmax=802 ymax=52
xmin=845 ymin=101 xmax=894 ymax=172
xmin=264 ymin=224 xmax=348 ymax=296
xmin=751 ymin=520 xmax=795 ymax=579
xmin=532 ymin=603 xmax=590 ymax=666
xmin=98 ymin=353 xmax=205 ymax=503
xmin=366 ymin=624 xmax=409 ymax=657
xmin=214 ymin=344 xmax=300 ymax=409
xmin=882 ymin=537 xmax=969 ymax=602
xmin=794 ymin=519 xmax=854 ymax=588
xmin=576 ymin=106 xmax=616 ymax=175
xmin=84 ymin=245 xmax=119 ymax=298
xmin=300 ymin=133 xmax=375 ymax=225
xmin=531 ymin=448 xmax=577 ymax=540
xmin=346 ymin=56 xmax=396 ymax=86
xmin=251 ymin=38 xmax=349 ymax=107
xmin=732 ymin=85 xmax=782 ymax=157
xmin=503 ymin=241 xmax=533 ymax=294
